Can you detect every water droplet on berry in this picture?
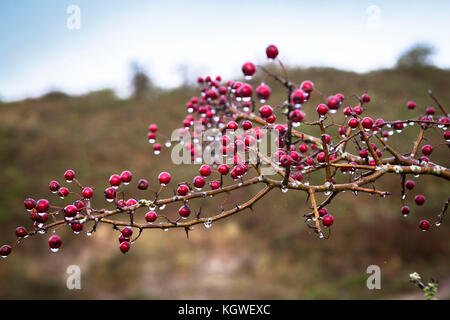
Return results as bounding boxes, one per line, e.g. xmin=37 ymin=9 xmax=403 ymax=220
xmin=50 ymin=248 xmax=59 ymax=253
xmin=204 ymin=218 xmax=212 ymax=229
xmin=281 ymin=187 xmax=288 ymax=193
xmin=159 ymin=204 xmax=166 ymax=210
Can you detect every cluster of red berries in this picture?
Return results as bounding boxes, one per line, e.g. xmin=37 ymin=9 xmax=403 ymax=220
xmin=2 ymin=44 xmax=449 ymax=259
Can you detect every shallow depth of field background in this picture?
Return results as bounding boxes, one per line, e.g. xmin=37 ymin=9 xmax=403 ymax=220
xmin=0 ymin=1 xmax=449 ymax=299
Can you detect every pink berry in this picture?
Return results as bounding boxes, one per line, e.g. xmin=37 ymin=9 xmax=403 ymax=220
xmin=291 ymin=89 xmax=307 ymax=105
xmin=242 ymin=120 xmax=253 ymax=130
xmin=210 ymin=180 xmax=221 ymax=190
xmin=256 ymin=84 xmax=271 ymax=101
xmin=227 ymin=121 xmax=238 ymax=131
xmin=299 ymin=143 xmax=308 ymax=153
xmin=317 ymin=152 xmax=326 ymax=163
xmin=280 ymin=155 xmax=292 ymax=168
xmin=149 ymin=124 xmax=158 ymax=132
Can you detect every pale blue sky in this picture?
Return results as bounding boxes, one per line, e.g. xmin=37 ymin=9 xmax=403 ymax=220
xmin=0 ymin=0 xmax=449 ymax=100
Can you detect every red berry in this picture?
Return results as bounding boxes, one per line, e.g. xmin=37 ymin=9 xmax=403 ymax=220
xmin=401 ymin=206 xmax=410 ymax=216
xmin=267 ymin=115 xmax=276 ymax=123
xmin=120 ymin=170 xmax=132 ymax=184
xmin=126 ymin=198 xmax=137 ymax=206
xmin=120 ymin=241 xmax=130 ymax=254
xmin=407 ymin=101 xmax=416 ymax=110
xmin=259 ymin=105 xmax=273 ymax=118
xmin=280 ymin=155 xmax=292 ymax=168
xmin=104 ymin=187 xmax=117 ymax=201
xmin=210 ymin=180 xmax=221 ymax=190
xmin=158 ymin=172 xmax=171 ymax=185
xmin=414 ymin=195 xmax=425 ymax=206
xmin=322 ymin=214 xmax=334 ymax=227
xmin=118 ymin=234 xmax=129 ymax=243
xmin=239 ymin=84 xmax=253 ymax=97
xmin=299 ymin=143 xmax=308 ymax=153
xmin=218 ymin=164 xmax=229 ymax=175
xmin=36 ymin=199 xmax=50 ymax=213
xmin=82 ymin=187 xmax=94 ymax=199
xmin=359 ymin=149 xmax=369 ymax=158
xmin=405 ymin=180 xmax=415 ymax=190
xmin=426 ymin=107 xmax=435 ymax=115
xmin=48 ymin=235 xmax=62 ymax=251
xmin=137 ymin=179 xmax=149 ymax=190
xmin=317 ymin=152 xmax=326 ymax=163
xmin=289 ymin=110 xmax=304 ymax=123
xmin=15 ymin=226 xmax=28 ymax=238
xmin=0 ymin=245 xmax=12 ymax=257
xmin=444 ymin=131 xmax=450 ymax=141
xmin=242 ymin=120 xmax=253 ymax=130
xmin=295 ymin=172 xmax=303 ymax=181
xmin=256 ymin=84 xmax=271 ymax=101
xmin=193 ymin=176 xmax=206 ymax=189
xmin=58 ymin=187 xmax=69 ymax=198
xmin=71 ymin=223 xmax=83 ymax=233
xmin=64 ymin=169 xmax=75 ymax=182
xmin=326 ymin=96 xmax=340 ymax=110
xmin=227 ymin=121 xmax=238 ymax=131
xmin=361 ymin=117 xmax=373 ymax=130
xmin=348 ymin=118 xmax=359 ymax=129
xmin=121 ymin=227 xmax=133 ymax=238
xmin=291 ymin=89 xmax=307 ymax=105
xmin=109 ymin=174 xmax=121 ymax=187
xmin=421 ymin=145 xmax=433 ymax=156
xmin=179 ymin=205 xmax=191 ymax=218
xmin=199 ymin=164 xmax=212 ymax=177
xmin=149 ymin=124 xmax=158 ymax=132
xmin=49 ymin=181 xmax=60 ymax=193
xmin=73 ymin=200 xmax=85 ymax=210
xmin=318 ymin=208 xmax=328 ymax=217
xmin=266 ymin=44 xmax=279 ymax=59
xmin=343 ymin=107 xmax=352 ymax=116
xmin=177 ymin=184 xmax=189 ymax=196
xmin=244 ymin=136 xmax=256 ymax=146
xmin=24 ymin=198 xmax=36 ymax=211
xmin=242 ymin=62 xmax=256 ymax=76
xmin=64 ymin=205 xmax=78 ymax=218
xmin=301 ymin=80 xmax=314 ymax=93
xmin=145 ymin=211 xmax=157 ymax=223
xmin=419 ymin=219 xmax=430 ymax=231
xmin=361 ymin=93 xmax=371 ymax=103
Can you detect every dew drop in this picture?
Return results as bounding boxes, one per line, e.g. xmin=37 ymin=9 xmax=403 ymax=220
xmin=50 ymin=248 xmax=59 ymax=253
xmin=281 ymin=187 xmax=288 ymax=193
xmin=106 ymin=198 xmax=114 ymax=203
xmin=159 ymin=205 xmax=166 ymax=210
xmin=204 ymin=219 xmax=212 ymax=229
xmin=154 ymin=150 xmax=161 ymax=155
xmin=148 ymin=139 xmax=155 ymax=144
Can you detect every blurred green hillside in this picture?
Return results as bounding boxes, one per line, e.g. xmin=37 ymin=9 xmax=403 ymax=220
xmin=0 ymin=64 xmax=449 ymax=299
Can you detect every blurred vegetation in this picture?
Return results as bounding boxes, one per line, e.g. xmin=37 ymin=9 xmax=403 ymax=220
xmin=396 ymin=43 xmax=435 ymax=69
xmin=0 ymin=61 xmax=449 ymax=299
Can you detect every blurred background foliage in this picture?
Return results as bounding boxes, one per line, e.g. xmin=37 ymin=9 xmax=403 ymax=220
xmin=0 ymin=46 xmax=449 ymax=299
